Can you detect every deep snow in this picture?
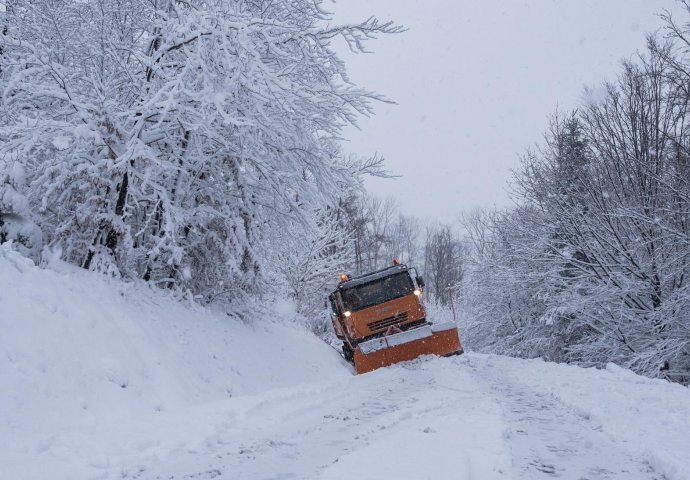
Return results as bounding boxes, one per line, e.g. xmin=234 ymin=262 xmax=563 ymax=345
xmin=2 ymin=244 xmax=689 ymax=480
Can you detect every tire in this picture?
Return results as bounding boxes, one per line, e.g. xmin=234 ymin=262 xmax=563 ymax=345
xmin=342 ymin=344 xmax=355 ymax=364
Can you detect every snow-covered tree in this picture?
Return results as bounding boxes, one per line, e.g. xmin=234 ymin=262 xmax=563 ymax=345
xmin=0 ymin=0 xmax=401 ymax=303
xmin=0 ymin=159 xmax=42 ymax=259
xmin=462 ymin=46 xmax=690 ymax=383
xmin=423 ymin=224 xmax=464 ymax=306
xmin=272 ymin=205 xmax=353 ymax=319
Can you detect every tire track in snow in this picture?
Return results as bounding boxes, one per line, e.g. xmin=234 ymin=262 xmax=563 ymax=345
xmin=464 ymin=355 xmax=666 ymax=480
xmin=139 ymin=357 xmax=511 ymax=480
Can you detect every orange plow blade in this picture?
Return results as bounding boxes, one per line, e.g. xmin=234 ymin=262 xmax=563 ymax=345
xmin=353 ymin=322 xmax=463 ymax=374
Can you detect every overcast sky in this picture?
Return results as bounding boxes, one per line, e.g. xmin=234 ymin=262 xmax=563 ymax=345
xmin=331 ymin=0 xmax=685 ymax=223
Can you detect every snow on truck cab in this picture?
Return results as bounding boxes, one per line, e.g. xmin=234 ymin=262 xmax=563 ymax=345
xmin=329 ymin=261 xmax=463 ymax=374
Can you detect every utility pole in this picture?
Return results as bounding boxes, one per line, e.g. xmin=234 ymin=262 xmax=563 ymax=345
xmin=447 ymin=283 xmax=457 ymax=322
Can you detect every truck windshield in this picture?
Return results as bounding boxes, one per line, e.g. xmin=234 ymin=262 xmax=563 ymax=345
xmin=341 ymin=272 xmax=414 ymax=311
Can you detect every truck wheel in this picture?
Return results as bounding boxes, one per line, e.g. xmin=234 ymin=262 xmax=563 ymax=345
xmin=342 ymin=344 xmax=355 ymax=364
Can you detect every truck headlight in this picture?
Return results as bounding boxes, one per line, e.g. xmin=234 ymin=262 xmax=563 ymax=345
xmin=344 ymin=310 xmax=352 ymax=317
xmin=413 ymin=289 xmax=421 ymax=296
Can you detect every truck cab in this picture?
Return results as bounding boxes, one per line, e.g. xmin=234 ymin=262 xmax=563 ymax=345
xmin=329 ymin=263 xmax=427 ymax=358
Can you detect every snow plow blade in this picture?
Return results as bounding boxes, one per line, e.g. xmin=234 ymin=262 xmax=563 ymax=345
xmin=353 ymin=322 xmax=463 ymax=374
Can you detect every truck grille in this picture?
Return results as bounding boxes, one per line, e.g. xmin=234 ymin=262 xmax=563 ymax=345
xmin=368 ymin=312 xmax=409 ymax=331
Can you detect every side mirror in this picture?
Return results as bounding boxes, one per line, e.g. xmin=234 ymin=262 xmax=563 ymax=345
xmin=416 ymin=275 xmax=425 ymax=288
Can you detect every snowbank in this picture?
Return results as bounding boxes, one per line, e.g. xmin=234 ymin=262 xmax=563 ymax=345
xmin=472 ymin=354 xmax=690 ymax=480
xmin=0 ymin=245 xmax=347 ymax=480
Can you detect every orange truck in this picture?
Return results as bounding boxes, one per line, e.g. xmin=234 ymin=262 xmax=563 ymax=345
xmin=328 ymin=261 xmax=463 ymax=374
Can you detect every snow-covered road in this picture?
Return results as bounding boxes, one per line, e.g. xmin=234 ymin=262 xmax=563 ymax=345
xmin=130 ymin=355 xmax=675 ymax=480
xmin=143 ymin=355 xmax=509 ymax=480
xmin=3 ymin=247 xmax=688 ymax=480
xmin=471 ymin=357 xmax=663 ymax=480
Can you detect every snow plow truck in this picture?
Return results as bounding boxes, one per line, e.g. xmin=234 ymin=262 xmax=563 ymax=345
xmin=328 ymin=261 xmax=463 ymax=374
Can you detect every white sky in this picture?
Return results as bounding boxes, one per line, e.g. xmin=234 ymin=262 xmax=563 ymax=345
xmin=331 ymin=0 xmax=685 ymax=222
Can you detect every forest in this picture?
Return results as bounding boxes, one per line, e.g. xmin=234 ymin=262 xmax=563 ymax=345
xmin=1 ymin=0 xmax=689 ymax=384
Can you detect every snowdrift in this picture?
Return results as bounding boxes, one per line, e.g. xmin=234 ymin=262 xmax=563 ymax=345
xmin=0 ymin=245 xmax=347 ymax=479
